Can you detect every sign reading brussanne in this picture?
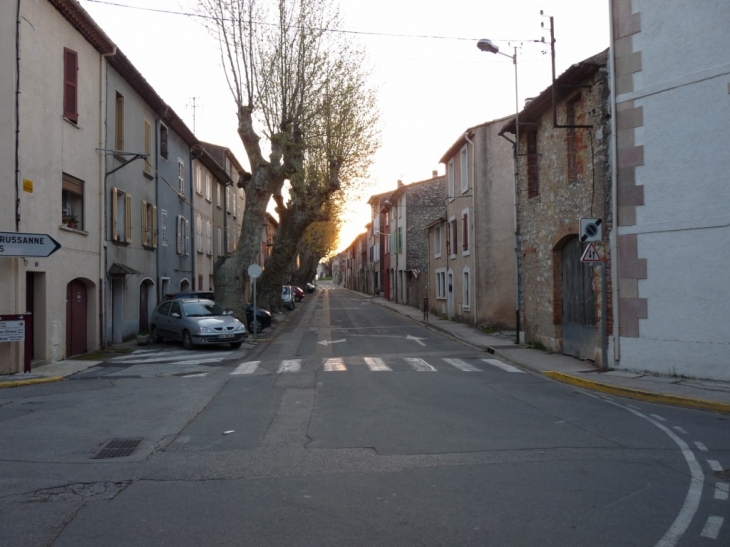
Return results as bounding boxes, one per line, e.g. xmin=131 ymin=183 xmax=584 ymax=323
xmin=0 ymin=232 xmax=62 ymax=257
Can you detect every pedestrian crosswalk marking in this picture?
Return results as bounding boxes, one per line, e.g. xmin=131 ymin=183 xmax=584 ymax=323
xmin=278 ymin=359 xmax=302 ymax=373
xmin=404 ymin=358 xmax=436 ymax=372
xmin=481 ymin=359 xmax=524 ymax=373
xmin=442 ymin=358 xmax=481 ymax=372
xmin=363 ymin=357 xmax=392 ymax=371
xmin=111 ymin=350 xmax=233 ymax=365
xmin=323 ymin=358 xmax=346 ymax=371
xmin=231 ymin=361 xmax=260 ymax=375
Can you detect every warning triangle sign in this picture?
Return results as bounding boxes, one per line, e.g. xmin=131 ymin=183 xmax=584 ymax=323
xmin=581 ymin=242 xmax=602 ymax=263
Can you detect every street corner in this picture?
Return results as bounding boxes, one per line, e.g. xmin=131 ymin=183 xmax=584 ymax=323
xmin=0 ymin=375 xmax=64 ymax=389
xmin=543 ymin=371 xmax=730 ymax=414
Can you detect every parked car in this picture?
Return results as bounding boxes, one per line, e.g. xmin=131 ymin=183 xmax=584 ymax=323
xmin=281 ymin=286 xmax=295 ymax=311
xmin=305 ymin=283 xmax=316 ymax=293
xmin=150 ymin=297 xmax=246 ymax=349
xmin=162 ymin=290 xmax=214 ymax=302
xmin=246 ymin=303 xmax=272 ymax=334
xmin=292 ymin=286 xmax=304 ymax=302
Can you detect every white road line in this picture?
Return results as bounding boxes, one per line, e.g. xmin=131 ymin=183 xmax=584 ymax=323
xmin=674 ymin=426 xmax=688 ymax=435
xmin=715 ymin=482 xmax=729 ymax=501
xmin=323 ymin=358 xmax=346 ymax=371
xmin=708 ymin=460 xmax=723 ymax=472
xmin=597 ymin=399 xmax=703 ymax=547
xmin=110 ymin=350 xmax=190 ymax=362
xmin=700 ymin=516 xmax=724 ymax=539
xmin=404 ymin=358 xmax=436 ymax=372
xmin=182 ymin=373 xmax=209 ymax=378
xmin=112 ymin=351 xmax=233 ymax=364
xmin=481 ymin=359 xmax=524 ymax=373
xmin=649 ymin=414 xmax=666 ymax=421
xmin=442 ymin=358 xmax=481 ymax=372
xmin=363 ymin=357 xmax=391 ymax=371
xmin=694 ymin=441 xmax=708 ymax=452
xmin=231 ymin=361 xmax=260 ymax=375
xmin=174 ymin=358 xmax=229 ymax=365
xmin=278 ymin=359 xmax=302 ymax=373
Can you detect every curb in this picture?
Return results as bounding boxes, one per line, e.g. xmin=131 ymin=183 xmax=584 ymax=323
xmin=0 ymin=376 xmax=65 ymax=389
xmin=543 ymin=371 xmax=730 ymax=414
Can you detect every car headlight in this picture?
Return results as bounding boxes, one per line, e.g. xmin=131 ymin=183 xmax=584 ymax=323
xmin=197 ymin=326 xmax=215 ymax=334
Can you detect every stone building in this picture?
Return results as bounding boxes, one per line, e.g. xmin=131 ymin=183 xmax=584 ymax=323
xmin=366 ymin=190 xmax=394 ymax=296
xmin=386 ymin=175 xmax=446 ymax=309
xmin=501 ymin=50 xmax=612 ymax=364
xmin=428 ymin=117 xmax=515 ymax=327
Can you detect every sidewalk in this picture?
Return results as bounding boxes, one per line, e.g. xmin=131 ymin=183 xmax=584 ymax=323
xmin=369 ymin=295 xmax=730 ymax=415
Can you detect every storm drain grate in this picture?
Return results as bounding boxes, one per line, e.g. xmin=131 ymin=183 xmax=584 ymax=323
xmin=92 ymin=438 xmax=144 ymax=459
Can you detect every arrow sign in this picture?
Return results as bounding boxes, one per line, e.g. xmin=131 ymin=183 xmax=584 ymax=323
xmin=580 ymin=242 xmax=602 ymax=263
xmin=0 ymin=232 xmax=61 ymax=257
xmin=318 ymin=339 xmax=346 ymax=346
xmin=406 ymin=334 xmax=426 ymax=346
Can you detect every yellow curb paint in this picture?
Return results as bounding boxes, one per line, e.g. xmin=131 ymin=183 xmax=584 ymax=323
xmin=543 ymin=371 xmax=730 ymax=414
xmin=0 ymin=376 xmax=64 ymax=389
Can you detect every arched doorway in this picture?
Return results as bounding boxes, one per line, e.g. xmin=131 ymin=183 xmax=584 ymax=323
xmin=66 ymin=278 xmax=88 ymax=357
xmin=180 ymin=278 xmax=191 ymax=292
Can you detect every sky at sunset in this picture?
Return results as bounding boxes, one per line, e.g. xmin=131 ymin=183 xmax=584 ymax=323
xmin=79 ymin=0 xmax=610 ymax=253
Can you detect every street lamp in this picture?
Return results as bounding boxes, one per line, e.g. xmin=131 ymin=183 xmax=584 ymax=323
xmin=477 ymin=38 xmax=521 ymax=345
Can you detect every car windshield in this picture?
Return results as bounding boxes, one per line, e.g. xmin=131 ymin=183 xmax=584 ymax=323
xmin=182 ymin=300 xmax=226 ymax=317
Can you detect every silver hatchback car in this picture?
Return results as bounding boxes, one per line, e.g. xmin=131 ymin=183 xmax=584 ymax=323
xmin=150 ymin=298 xmax=247 ymax=349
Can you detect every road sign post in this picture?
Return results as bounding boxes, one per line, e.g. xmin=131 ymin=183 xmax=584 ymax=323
xmin=581 ymin=243 xmax=608 ymax=371
xmin=0 ymin=232 xmax=61 ymax=257
xmin=248 ymin=264 xmax=263 ymax=339
xmin=0 ymin=313 xmax=32 ymax=373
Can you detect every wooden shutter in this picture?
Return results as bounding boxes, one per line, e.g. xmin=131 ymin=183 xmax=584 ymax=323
xmin=63 ymin=48 xmax=78 ymax=123
xmin=125 ymin=194 xmax=132 ymax=242
xmin=185 ymin=218 xmax=190 ymax=256
xmin=144 ymin=118 xmax=152 ymax=176
xmin=176 ymin=216 xmax=182 ymax=254
xmin=462 ymin=213 xmax=469 ymax=251
xmin=152 ymin=205 xmax=158 ymax=249
xmin=141 ymin=201 xmax=148 ymax=246
xmin=112 ymin=188 xmax=118 ymax=241
xmin=115 ymin=93 xmax=124 ymax=151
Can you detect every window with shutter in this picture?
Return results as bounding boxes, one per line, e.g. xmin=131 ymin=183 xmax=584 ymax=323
xmin=460 ymin=145 xmax=468 ymax=193
xmin=206 ymin=219 xmax=212 ymax=255
xmin=115 ymin=93 xmax=124 ymax=153
xmin=177 ymin=160 xmax=185 ymax=196
xmin=205 ymin=173 xmax=212 ymax=201
xmin=125 ymin=194 xmax=132 ymax=242
xmin=63 ymin=48 xmax=78 ymax=123
xmin=184 ymin=218 xmax=190 ymax=256
xmin=161 ymin=209 xmax=168 ymax=247
xmin=196 ymin=214 xmax=203 ymax=253
xmin=144 ymin=118 xmax=153 ymax=177
xmin=447 ymin=159 xmax=455 ymax=199
xmin=177 ymin=215 xmax=183 ymax=254
xmin=160 ymin=124 xmax=168 ymax=159
xmin=62 ymin=173 xmax=84 ymax=229
xmin=462 ymin=211 xmax=469 ymax=252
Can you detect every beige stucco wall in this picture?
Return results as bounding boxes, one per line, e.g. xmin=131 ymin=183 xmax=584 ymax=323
xmin=0 ymin=1 xmax=104 ymax=372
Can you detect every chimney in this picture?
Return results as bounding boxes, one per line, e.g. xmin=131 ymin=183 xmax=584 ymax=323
xmin=432 ymin=170 xmax=438 ymax=178
xmin=397 ymin=179 xmax=404 ymax=188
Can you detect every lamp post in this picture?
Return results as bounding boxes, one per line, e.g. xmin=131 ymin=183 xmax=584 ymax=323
xmin=477 ymin=38 xmax=521 ymax=345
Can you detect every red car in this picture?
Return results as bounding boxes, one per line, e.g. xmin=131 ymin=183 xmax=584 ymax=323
xmin=292 ymin=286 xmax=304 ymax=302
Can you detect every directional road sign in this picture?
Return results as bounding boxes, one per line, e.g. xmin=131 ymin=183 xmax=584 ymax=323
xmin=0 ymin=232 xmax=62 ymax=257
xmin=581 ymin=242 xmax=602 ymax=263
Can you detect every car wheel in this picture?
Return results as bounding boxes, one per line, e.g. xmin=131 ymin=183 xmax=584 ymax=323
xmin=230 ymin=342 xmax=242 ymax=349
xmin=182 ymin=330 xmax=195 ymax=350
xmin=248 ymin=320 xmax=262 ymax=334
xmin=151 ymin=325 xmax=162 ymax=343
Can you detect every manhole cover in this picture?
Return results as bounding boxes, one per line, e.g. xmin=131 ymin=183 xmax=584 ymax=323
xmin=92 ymin=438 xmax=144 ymax=459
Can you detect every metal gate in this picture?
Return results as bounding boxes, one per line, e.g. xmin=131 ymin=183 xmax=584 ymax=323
xmin=562 ymin=237 xmax=596 ymax=359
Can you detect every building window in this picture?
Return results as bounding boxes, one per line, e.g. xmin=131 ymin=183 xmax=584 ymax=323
xmin=160 ymin=124 xmax=169 ymax=159
xmin=527 ymin=131 xmax=539 ymax=198
xmin=196 ymin=213 xmax=203 ymax=253
xmin=434 ymin=225 xmax=442 ymax=258
xmin=161 ymin=209 xmax=168 ymax=247
xmin=177 ymin=159 xmax=185 ymax=196
xmin=461 ymin=209 xmax=469 ymax=254
xmin=112 ymin=187 xmax=132 ymax=243
xmin=216 ymin=183 xmax=222 ymax=209
xmin=566 ymin=95 xmax=581 ymax=183
xmin=63 ymin=48 xmax=78 ymax=123
xmin=114 ymin=92 xmax=124 ymax=153
xmin=448 ymin=217 xmax=457 ymax=258
xmin=460 ymin=145 xmax=468 ymax=193
xmin=206 ymin=219 xmax=212 ymax=255
xmin=176 ymin=215 xmax=190 ymax=256
xmin=195 ymin=164 xmax=203 ymax=195
xmin=232 ymin=190 xmax=237 ymax=217
xmin=61 ymin=173 xmax=84 ymax=229
xmin=205 ymin=173 xmax=212 ymax=202
xmin=141 ymin=200 xmax=157 ymax=248
xmin=463 ymin=268 xmax=471 ymax=309
xmin=226 ymin=186 xmax=231 ymax=214
xmin=436 ymin=269 xmax=447 ymax=299
xmin=447 ymin=158 xmax=455 ymax=199
xmin=144 ymin=118 xmax=153 ymax=178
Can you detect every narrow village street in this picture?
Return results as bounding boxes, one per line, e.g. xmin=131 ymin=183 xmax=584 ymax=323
xmin=1 ymin=284 xmax=728 ymax=546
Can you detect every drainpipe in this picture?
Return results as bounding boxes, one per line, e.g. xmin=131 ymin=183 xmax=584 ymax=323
xmin=608 ymin=1 xmax=620 ymax=364
xmin=99 ymin=46 xmax=117 ymax=348
xmin=464 ymin=132 xmax=477 ymax=326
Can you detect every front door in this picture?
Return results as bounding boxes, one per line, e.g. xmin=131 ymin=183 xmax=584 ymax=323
xmin=66 ymin=279 xmax=87 ymax=357
xmin=562 ymin=237 xmax=597 ymax=359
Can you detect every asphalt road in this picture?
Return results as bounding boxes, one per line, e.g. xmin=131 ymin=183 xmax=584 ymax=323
xmin=0 ymin=283 xmax=728 ymax=546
